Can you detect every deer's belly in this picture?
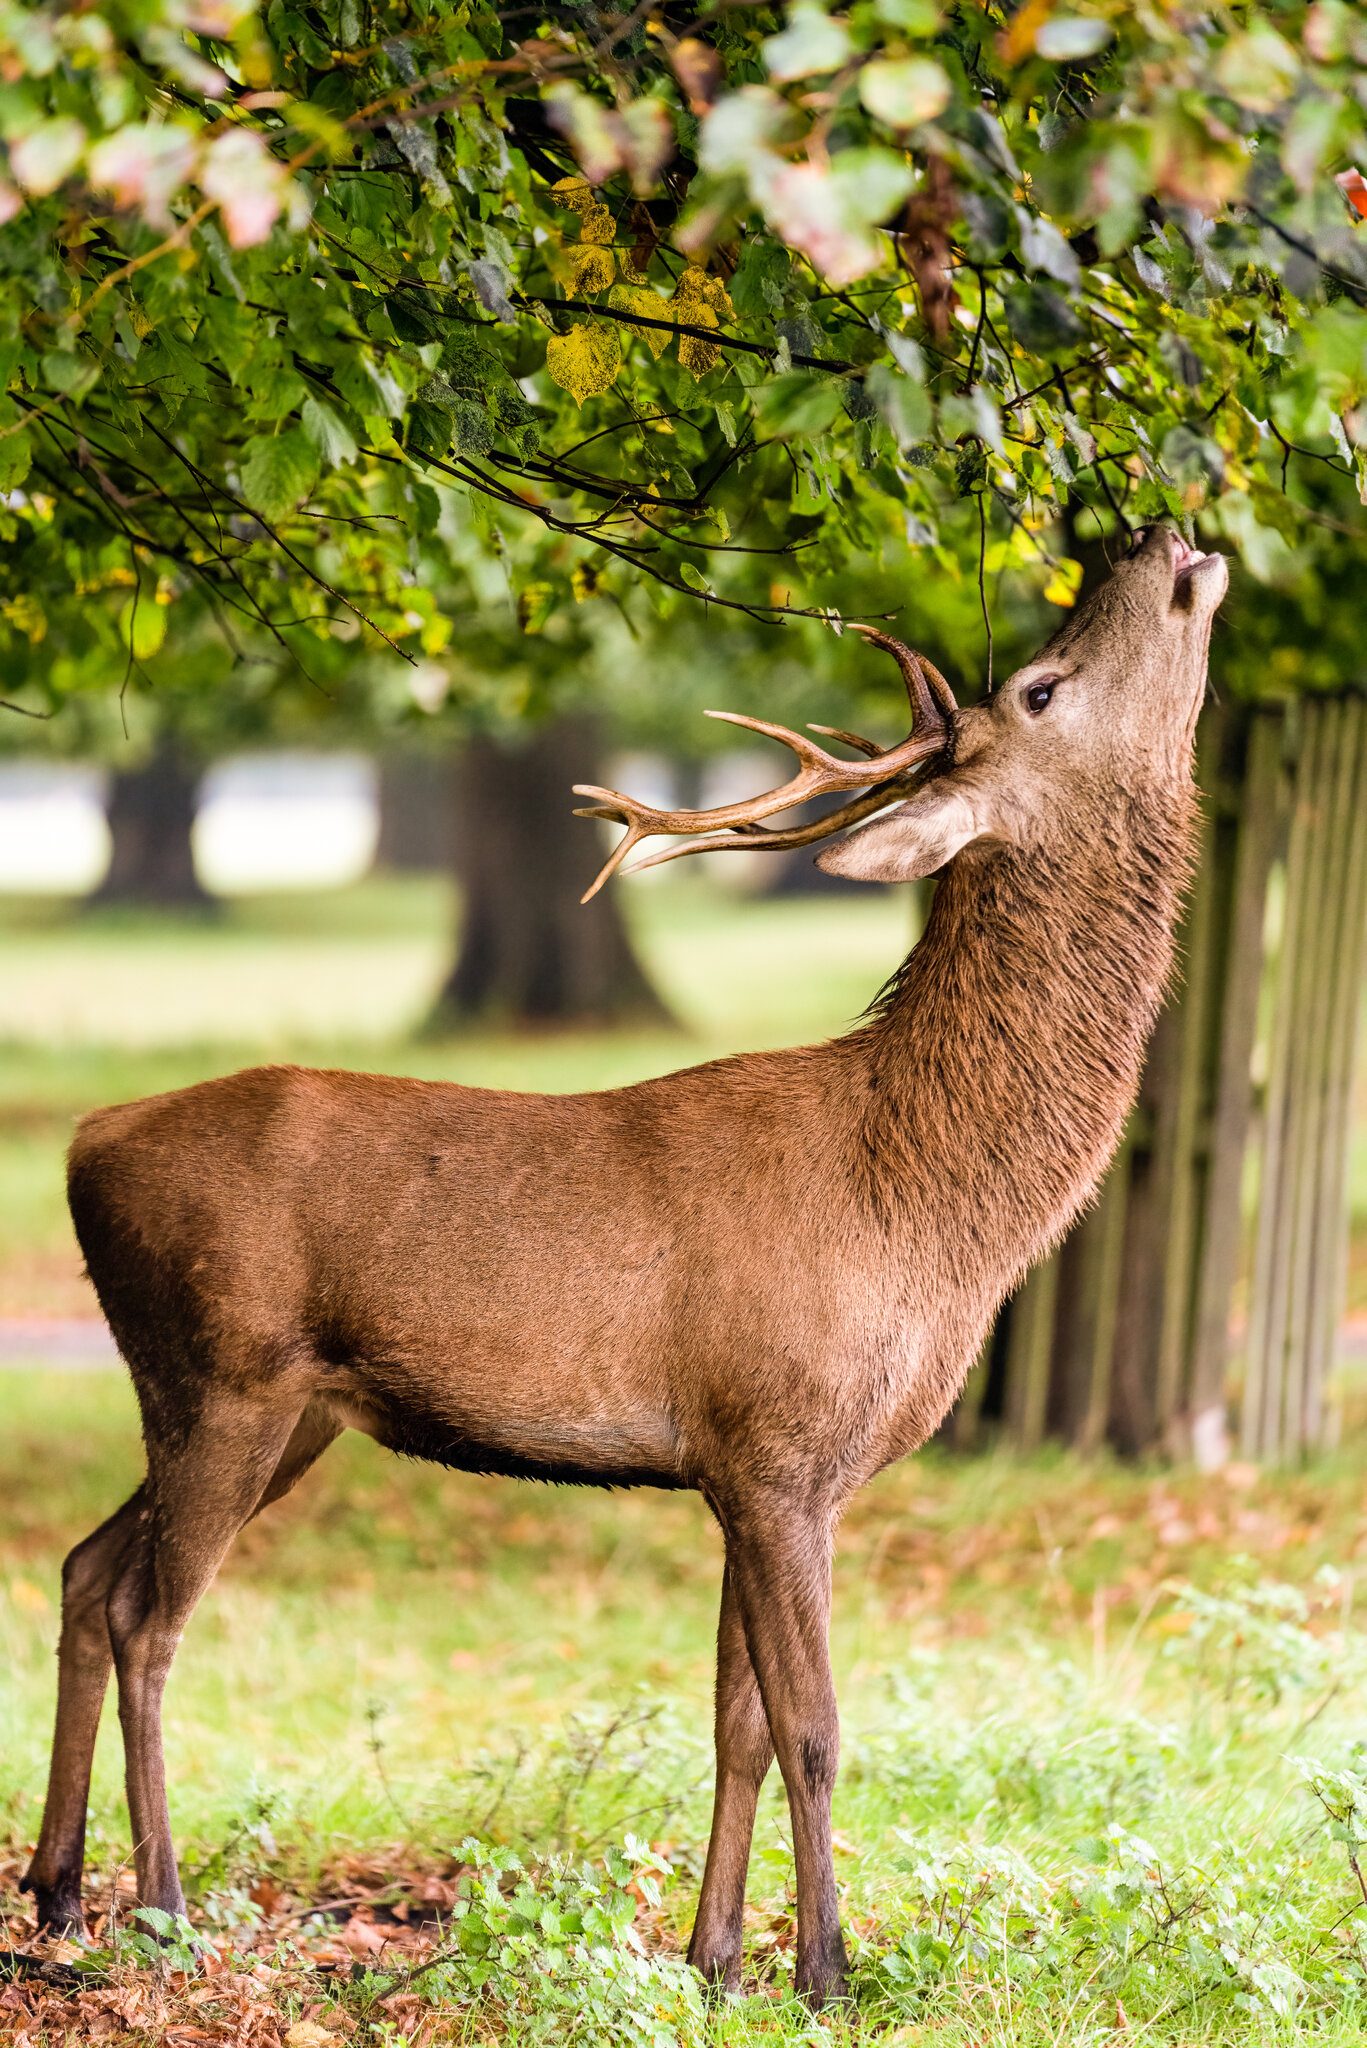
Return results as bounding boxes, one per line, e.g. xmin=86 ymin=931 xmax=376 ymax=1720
xmin=329 ymin=1386 xmax=686 ymax=1491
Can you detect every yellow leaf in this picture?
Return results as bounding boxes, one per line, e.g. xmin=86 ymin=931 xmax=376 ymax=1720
xmin=517 ymin=581 xmax=555 ymax=634
xmin=580 ymin=202 xmax=615 ymax=245
xmin=565 ymin=243 xmax=615 ymax=296
xmin=673 ymin=266 xmax=734 ymax=324
xmin=677 ymin=302 xmax=721 ymax=377
xmin=551 ymin=175 xmax=595 ymax=215
xmin=545 ymin=321 xmax=622 ymax=405
xmin=607 ymin=283 xmax=670 ymax=358
xmin=286 ymin=2024 xmax=337 ymax=2048
xmin=1042 ymin=556 xmax=1083 ymax=607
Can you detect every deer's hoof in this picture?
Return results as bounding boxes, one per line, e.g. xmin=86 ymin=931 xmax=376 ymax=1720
xmin=20 ymin=1873 xmax=87 ymax=1943
xmin=686 ymin=1943 xmax=742 ymax=1997
xmin=794 ymin=1940 xmax=851 ymax=2011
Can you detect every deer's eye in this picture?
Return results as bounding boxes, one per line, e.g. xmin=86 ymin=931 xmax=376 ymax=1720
xmin=1024 ymin=680 xmax=1056 ymax=715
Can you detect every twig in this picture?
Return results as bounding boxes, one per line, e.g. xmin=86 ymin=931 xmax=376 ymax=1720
xmin=977 ymin=491 xmax=993 ymax=691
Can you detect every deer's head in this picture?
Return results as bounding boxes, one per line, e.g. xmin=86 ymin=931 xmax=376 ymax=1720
xmin=820 ymin=524 xmax=1227 ymax=884
xmin=575 ymin=524 xmax=1227 ymax=898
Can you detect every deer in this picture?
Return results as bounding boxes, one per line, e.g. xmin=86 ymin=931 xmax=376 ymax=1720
xmin=23 ymin=524 xmax=1226 ymax=2006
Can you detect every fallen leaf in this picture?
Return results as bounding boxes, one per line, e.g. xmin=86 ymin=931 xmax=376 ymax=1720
xmin=340 ymin=1914 xmax=390 ymax=1957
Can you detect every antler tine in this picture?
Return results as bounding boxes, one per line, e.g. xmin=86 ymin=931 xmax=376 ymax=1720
xmin=844 ymin=623 xmax=959 ymax=730
xmin=572 ymin=799 xmax=657 ymax=902
xmin=573 ymin=633 xmax=956 ymax=898
xmin=808 ymin=723 xmax=884 ymax=759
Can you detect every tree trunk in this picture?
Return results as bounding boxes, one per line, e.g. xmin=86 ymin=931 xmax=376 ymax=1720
xmin=428 ymin=718 xmax=673 ymax=1030
xmin=762 ymin=801 xmax=870 ymax=896
xmin=93 ymin=738 xmax=209 ymax=909
xmin=375 ymin=748 xmax=453 ymax=872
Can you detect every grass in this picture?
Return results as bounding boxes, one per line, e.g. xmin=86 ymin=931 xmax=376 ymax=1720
xmin=7 ymin=1372 xmax=1367 ymax=2041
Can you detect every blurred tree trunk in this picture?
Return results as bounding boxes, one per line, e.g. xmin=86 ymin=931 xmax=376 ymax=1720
xmin=93 ymin=738 xmax=209 ymax=909
xmin=762 ymin=816 xmax=867 ymax=896
xmin=375 ymin=748 xmax=452 ymax=872
xmin=427 ymin=717 xmax=673 ymax=1029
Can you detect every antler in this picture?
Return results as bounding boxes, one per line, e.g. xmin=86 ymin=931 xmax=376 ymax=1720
xmin=574 ymin=627 xmax=957 ymax=902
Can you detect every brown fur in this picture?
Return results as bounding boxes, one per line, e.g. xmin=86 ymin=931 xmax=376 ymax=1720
xmin=23 ymin=526 xmax=1227 ymax=2004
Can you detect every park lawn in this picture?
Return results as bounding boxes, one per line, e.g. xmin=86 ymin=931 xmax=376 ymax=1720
xmin=6 ymin=1369 xmax=1367 ymax=2043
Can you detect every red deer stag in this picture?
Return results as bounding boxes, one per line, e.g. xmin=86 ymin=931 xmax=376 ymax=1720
xmin=24 ymin=525 xmax=1226 ymax=2006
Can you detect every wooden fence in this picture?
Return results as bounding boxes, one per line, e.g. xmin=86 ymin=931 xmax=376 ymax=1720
xmin=953 ymin=690 xmax=1367 ymax=1463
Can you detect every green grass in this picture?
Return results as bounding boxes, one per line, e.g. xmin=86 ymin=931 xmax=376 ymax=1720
xmin=7 ymin=1371 xmax=1367 ymax=2042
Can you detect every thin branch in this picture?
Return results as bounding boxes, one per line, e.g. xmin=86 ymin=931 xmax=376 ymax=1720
xmin=977 ymin=490 xmax=993 ymax=692
xmin=1241 ymin=203 xmax=1367 ymax=305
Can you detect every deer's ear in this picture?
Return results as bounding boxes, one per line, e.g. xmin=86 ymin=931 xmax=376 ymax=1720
xmin=815 ymin=784 xmax=989 ymax=883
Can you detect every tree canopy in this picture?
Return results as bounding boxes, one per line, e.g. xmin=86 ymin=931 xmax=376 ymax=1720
xmin=1 ymin=0 xmax=1365 ymax=718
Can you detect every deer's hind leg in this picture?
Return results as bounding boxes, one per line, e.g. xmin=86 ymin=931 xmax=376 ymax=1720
xmin=26 ymin=1387 xmax=337 ymax=1937
xmin=104 ymin=1388 xmax=337 ymax=1923
xmin=22 ymin=1488 xmax=149 ymax=1935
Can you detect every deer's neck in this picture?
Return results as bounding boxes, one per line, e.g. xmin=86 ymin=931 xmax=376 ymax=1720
xmin=845 ymin=783 xmax=1196 ymax=1302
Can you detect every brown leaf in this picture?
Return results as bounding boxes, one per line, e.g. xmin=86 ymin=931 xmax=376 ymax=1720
xmin=670 ymin=38 xmax=721 ymax=113
xmin=339 ymin=1914 xmax=390 ymax=1957
xmin=897 ymin=154 xmax=957 ymax=344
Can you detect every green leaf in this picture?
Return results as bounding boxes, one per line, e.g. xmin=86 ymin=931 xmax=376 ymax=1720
xmin=752 ymin=372 xmax=844 ymax=438
xmin=118 ymin=594 xmax=167 ymax=661
xmin=0 ymin=430 xmax=32 ymax=493
xmin=1004 ymin=281 xmax=1085 ymax=354
xmin=1017 ymin=210 xmax=1081 ymax=288
xmin=763 ymin=3 xmax=852 ymax=83
xmin=1034 ymin=17 xmax=1111 ymax=61
xmin=866 ymin=364 xmax=930 ymax=447
xmin=1214 ymin=22 xmax=1299 ymax=113
xmin=301 ymin=396 xmax=359 ymax=468
xmin=858 ymin=58 xmax=950 ymax=130
xmin=239 ymin=430 xmax=321 ymax=522
xmin=872 ymin=0 xmax=940 ymax=31
xmin=828 ymin=149 xmax=915 ymax=225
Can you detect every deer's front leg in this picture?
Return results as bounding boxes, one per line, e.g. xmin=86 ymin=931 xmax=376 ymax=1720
xmin=688 ymin=1563 xmax=774 ymax=1990
xmin=723 ymin=1491 xmax=847 ymax=2008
